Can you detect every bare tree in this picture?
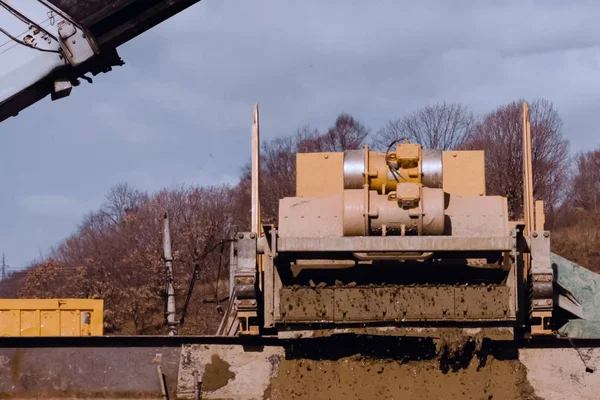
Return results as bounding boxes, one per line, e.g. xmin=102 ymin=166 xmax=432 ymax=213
xmin=19 ymin=258 xmax=89 ymax=299
xmin=463 ymin=99 xmax=570 ymax=219
xmin=18 ymin=182 xmax=237 ymax=335
xmin=295 ymin=125 xmax=325 ymax=153
xmin=374 ymin=102 xmax=475 ymax=150
xmin=233 ymin=135 xmax=299 ymax=227
xmin=572 ymin=147 xmax=600 ymax=211
xmin=0 ymin=270 xmax=26 ymax=298
xmin=322 ymin=113 xmax=369 ymax=151
xmin=102 ymin=182 xmax=148 ymax=225
xmin=259 ymin=136 xmax=297 ymax=223
xmin=552 ymin=210 xmax=600 ymax=273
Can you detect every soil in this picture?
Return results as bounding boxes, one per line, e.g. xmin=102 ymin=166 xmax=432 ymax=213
xmin=265 ymin=342 xmax=541 ymax=400
xmin=201 ymin=354 xmax=235 ymax=392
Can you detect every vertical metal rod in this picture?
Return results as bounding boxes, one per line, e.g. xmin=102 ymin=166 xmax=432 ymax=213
xmin=251 ymin=104 xmax=264 ymax=292
xmin=522 ymin=101 xmax=534 ymax=235
xmin=526 ymin=119 xmax=534 ymax=227
xmin=163 ymin=213 xmax=177 ymax=336
xmin=522 ymin=101 xmax=535 ymax=319
xmin=156 ymin=365 xmax=169 ymax=400
xmin=193 ymin=370 xmax=200 ymax=400
xmin=251 ymin=104 xmax=261 ymax=235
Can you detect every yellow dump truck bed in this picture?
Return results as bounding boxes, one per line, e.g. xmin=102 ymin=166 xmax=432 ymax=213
xmin=0 ymin=299 xmax=103 ymax=336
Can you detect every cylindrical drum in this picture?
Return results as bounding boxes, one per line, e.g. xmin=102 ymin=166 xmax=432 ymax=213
xmin=369 ymin=187 xmax=445 ymax=235
xmin=342 ymin=189 xmax=367 ymax=236
xmin=343 ymin=150 xmax=365 ymax=189
xmin=342 ymin=187 xmax=445 ymax=236
xmin=422 ymin=149 xmax=443 ymax=188
xmin=343 ymin=148 xmax=444 ymax=192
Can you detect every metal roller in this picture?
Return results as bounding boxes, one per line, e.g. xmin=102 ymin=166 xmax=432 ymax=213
xmin=343 ymin=149 xmax=365 ymax=189
xmin=422 ymin=149 xmax=443 ymax=188
xmin=532 ymin=282 xmax=553 ymax=299
xmin=235 ymin=284 xmax=257 ymax=299
xmin=342 ymin=187 xmax=446 ymax=236
xmin=343 ymin=146 xmax=444 ymax=192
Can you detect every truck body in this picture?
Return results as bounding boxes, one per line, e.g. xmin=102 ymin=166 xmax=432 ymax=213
xmin=0 ymin=299 xmax=103 ymax=336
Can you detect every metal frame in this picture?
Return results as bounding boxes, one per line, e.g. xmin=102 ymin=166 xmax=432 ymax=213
xmin=269 ymin=229 xmax=521 ymax=332
xmin=277 ymin=235 xmax=513 ymax=252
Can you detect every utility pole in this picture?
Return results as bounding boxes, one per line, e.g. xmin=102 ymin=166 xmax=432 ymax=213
xmin=1 ymin=254 xmax=6 ymax=280
xmin=163 ymin=213 xmax=177 ymax=336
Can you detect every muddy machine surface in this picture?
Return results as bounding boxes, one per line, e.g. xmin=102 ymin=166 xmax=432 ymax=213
xmin=220 ymin=104 xmax=579 ymax=341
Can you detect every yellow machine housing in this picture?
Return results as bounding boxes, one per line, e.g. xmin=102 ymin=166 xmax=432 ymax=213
xmin=283 ymin=144 xmax=504 ymax=239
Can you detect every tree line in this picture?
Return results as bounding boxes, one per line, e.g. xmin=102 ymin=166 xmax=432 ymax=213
xmin=0 ymin=98 xmax=598 ymax=335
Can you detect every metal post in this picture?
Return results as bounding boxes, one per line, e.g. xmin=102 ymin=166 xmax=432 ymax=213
xmin=522 ymin=101 xmax=534 ymax=235
xmin=163 ymin=213 xmax=177 ymax=336
xmin=1 ymin=254 xmax=6 ymax=280
xmin=193 ymin=370 xmax=200 ymax=400
xmin=521 ymin=101 xmax=534 ymax=289
xmin=251 ymin=104 xmax=264 ymax=293
xmin=156 ymin=365 xmax=169 ymax=400
xmin=251 ymin=104 xmax=261 ymax=236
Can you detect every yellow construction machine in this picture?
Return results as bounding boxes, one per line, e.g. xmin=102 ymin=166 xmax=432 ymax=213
xmin=218 ymin=103 xmax=581 ymax=341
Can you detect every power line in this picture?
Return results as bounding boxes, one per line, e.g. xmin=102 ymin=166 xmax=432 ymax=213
xmin=0 ymin=2 xmax=59 ymax=55
xmin=0 ymin=1 xmax=58 ymax=42
xmin=0 ymin=16 xmax=52 ymax=49
xmin=0 ymin=25 xmax=61 ymax=54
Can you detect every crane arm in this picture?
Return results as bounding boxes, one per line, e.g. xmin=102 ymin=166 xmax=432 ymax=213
xmin=0 ymin=0 xmax=202 ymax=123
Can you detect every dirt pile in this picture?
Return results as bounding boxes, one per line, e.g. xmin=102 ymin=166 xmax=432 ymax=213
xmin=266 ymin=352 xmax=539 ymax=400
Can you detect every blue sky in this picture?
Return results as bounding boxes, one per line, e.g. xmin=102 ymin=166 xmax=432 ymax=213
xmin=1 ymin=0 xmax=600 ymax=269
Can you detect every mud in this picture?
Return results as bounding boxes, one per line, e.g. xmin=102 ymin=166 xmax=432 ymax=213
xmin=201 ymin=354 xmax=235 ymax=392
xmin=433 ymin=328 xmax=485 ymax=359
xmin=261 ymin=336 xmax=541 ymax=400
xmin=287 ymin=326 xmax=513 ymax=342
xmin=280 ymin=284 xmax=510 ymax=322
xmin=266 ymin=354 xmax=539 ymax=400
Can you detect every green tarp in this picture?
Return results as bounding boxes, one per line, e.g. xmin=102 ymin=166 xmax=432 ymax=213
xmin=552 ymin=253 xmax=600 ymax=338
